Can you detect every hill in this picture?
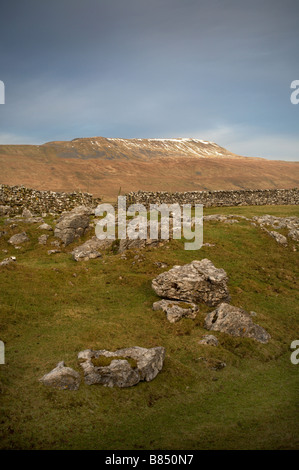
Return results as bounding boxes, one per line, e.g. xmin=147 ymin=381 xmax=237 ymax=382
xmin=0 ymin=137 xmax=298 ymax=200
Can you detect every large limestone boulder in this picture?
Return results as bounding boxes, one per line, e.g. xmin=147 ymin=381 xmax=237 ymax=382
xmin=39 ymin=361 xmax=81 ymax=390
xmin=152 ymin=259 xmax=230 ymax=307
xmin=72 ymin=237 xmax=113 ymax=261
xmin=8 ymin=231 xmax=29 ymax=245
xmin=204 ymin=303 xmax=271 ymax=344
xmin=152 ymin=299 xmax=198 ymax=323
xmin=78 ymin=346 xmax=165 ymax=387
xmin=54 ymin=206 xmax=90 ymax=246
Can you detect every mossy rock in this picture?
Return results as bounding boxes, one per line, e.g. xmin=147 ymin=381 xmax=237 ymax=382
xmin=91 ymin=355 xmax=138 ymax=369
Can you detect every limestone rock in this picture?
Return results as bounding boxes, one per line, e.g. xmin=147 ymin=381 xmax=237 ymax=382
xmin=152 ymin=299 xmax=198 ymax=323
xmin=39 ymin=361 xmax=80 ymax=390
xmin=38 ymin=234 xmax=49 ymax=245
xmin=198 ymin=334 xmax=219 ymax=347
xmin=267 ymin=230 xmax=288 ymax=246
xmin=152 ymin=259 xmax=230 ymax=307
xmin=0 ymin=256 xmax=16 ymax=266
xmin=71 ymin=236 xmax=112 ymax=261
xmin=47 ymin=249 xmax=61 ymax=255
xmin=8 ymin=232 xmax=29 ymax=245
xmin=54 ymin=206 xmax=90 ymax=246
xmin=204 ymin=303 xmax=271 ymax=344
xmin=288 ymin=229 xmax=299 ymax=242
xmin=78 ymin=346 xmax=165 ymax=387
xmin=22 ymin=207 xmax=33 ymax=218
xmin=38 ymin=223 xmax=53 ymax=231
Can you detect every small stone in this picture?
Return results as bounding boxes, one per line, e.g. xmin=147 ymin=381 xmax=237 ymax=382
xmin=8 ymin=232 xmax=29 ymax=245
xmin=39 ymin=361 xmax=80 ymax=390
xmin=38 ymin=223 xmax=53 ymax=231
xmin=152 ymin=299 xmax=198 ymax=323
xmin=38 ymin=234 xmax=49 ymax=245
xmin=0 ymin=256 xmax=16 ymax=266
xmin=198 ymin=335 xmax=219 ymax=347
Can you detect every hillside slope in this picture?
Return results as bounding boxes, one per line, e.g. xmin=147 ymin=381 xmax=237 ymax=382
xmin=0 ymin=137 xmax=298 ymax=200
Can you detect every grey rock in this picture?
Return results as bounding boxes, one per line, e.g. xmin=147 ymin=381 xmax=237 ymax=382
xmin=152 ymin=259 xmax=230 ymax=307
xmin=38 ymin=234 xmax=49 ymax=245
xmin=22 ymin=207 xmax=33 ymax=218
xmin=204 ymin=303 xmax=271 ymax=344
xmin=38 ymin=223 xmax=53 ymax=231
xmin=152 ymin=299 xmax=198 ymax=323
xmin=47 ymin=249 xmax=61 ymax=255
xmin=78 ymin=346 xmax=165 ymax=387
xmin=288 ymin=229 xmax=299 ymax=242
xmin=267 ymin=230 xmax=288 ymax=246
xmin=154 ymin=261 xmax=168 ymax=268
xmin=54 ymin=206 xmax=90 ymax=246
xmin=203 ymin=214 xmax=228 ymax=222
xmin=71 ymin=236 xmax=111 ymax=261
xmin=0 ymin=256 xmax=16 ymax=266
xmin=8 ymin=232 xmax=29 ymax=245
xmin=198 ymin=334 xmax=219 ymax=347
xmin=39 ymin=361 xmax=80 ymax=390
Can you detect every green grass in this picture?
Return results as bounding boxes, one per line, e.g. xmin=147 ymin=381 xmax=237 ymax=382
xmin=0 ymin=205 xmax=298 ymax=449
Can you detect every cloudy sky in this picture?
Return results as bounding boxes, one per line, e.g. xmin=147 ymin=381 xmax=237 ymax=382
xmin=0 ymin=0 xmax=298 ymax=160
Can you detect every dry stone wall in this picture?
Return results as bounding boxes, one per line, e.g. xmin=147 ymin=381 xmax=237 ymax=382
xmin=0 ymin=184 xmax=101 ymax=215
xmin=126 ymin=188 xmax=299 ymax=208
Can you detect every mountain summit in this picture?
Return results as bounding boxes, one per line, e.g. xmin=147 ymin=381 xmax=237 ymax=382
xmin=0 ymin=137 xmax=298 ymax=199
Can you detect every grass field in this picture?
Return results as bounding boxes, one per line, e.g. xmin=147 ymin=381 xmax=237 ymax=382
xmin=0 ymin=205 xmax=298 ymax=449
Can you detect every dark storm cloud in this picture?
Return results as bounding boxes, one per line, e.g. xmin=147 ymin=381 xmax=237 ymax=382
xmin=0 ymin=0 xmax=298 ymax=160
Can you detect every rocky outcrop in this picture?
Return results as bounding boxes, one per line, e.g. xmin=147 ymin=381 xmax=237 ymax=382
xmin=78 ymin=346 xmax=165 ymax=387
xmin=204 ymin=303 xmax=271 ymax=343
xmin=54 ymin=206 xmax=90 ymax=246
xmin=152 ymin=259 xmax=230 ymax=307
xmin=71 ymin=237 xmax=113 ymax=261
xmin=39 ymin=361 xmax=81 ymax=390
xmin=8 ymin=232 xmax=29 ymax=245
xmin=152 ymin=299 xmax=198 ymax=323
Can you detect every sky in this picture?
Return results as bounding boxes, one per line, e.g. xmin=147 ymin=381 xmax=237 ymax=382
xmin=0 ymin=0 xmax=298 ymax=161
